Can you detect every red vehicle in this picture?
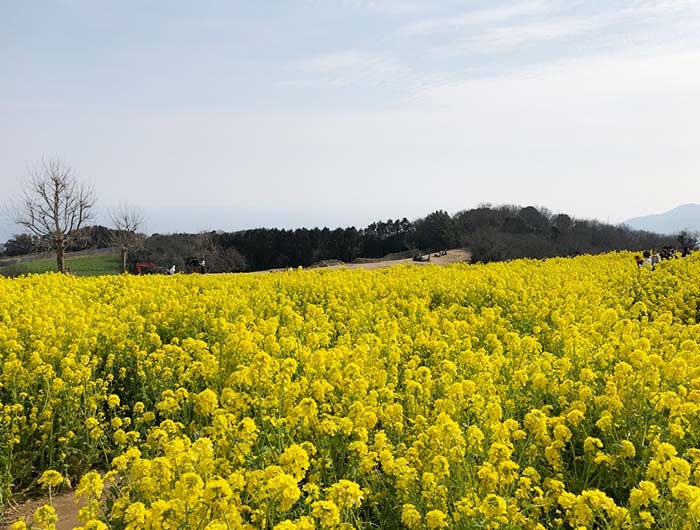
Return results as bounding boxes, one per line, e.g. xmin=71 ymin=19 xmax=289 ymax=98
xmin=136 ymin=262 xmax=164 ymax=275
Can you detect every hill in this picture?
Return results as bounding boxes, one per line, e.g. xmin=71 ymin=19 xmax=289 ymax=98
xmin=115 ymin=206 xmax=679 ymax=271
xmin=624 ymin=204 xmax=700 ymax=234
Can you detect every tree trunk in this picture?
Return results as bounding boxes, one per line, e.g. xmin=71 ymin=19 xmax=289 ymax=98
xmin=122 ymin=247 xmax=128 ymax=273
xmin=57 ymin=240 xmax=65 ymax=273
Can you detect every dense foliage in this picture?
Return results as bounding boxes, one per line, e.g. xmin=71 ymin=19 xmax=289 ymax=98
xmin=3 ymin=252 xmax=700 ymax=529
xmin=138 ymin=207 xmax=672 ymax=271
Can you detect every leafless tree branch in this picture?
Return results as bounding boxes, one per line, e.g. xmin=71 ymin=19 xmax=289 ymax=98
xmin=109 ymin=204 xmax=145 ymax=272
xmin=11 ymin=157 xmax=96 ymax=273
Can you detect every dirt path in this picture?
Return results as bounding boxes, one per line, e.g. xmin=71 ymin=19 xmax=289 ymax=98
xmin=260 ymin=248 xmax=471 ymax=273
xmin=328 ymin=248 xmax=471 ymax=270
xmin=2 ymin=491 xmax=81 ymax=530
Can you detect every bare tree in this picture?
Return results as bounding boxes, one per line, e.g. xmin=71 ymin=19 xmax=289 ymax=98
xmin=12 ymin=158 xmax=96 ymax=273
xmin=676 ymin=229 xmax=699 ymax=251
xmin=109 ymin=205 xmax=145 ymax=273
xmin=192 ymin=232 xmax=247 ymax=273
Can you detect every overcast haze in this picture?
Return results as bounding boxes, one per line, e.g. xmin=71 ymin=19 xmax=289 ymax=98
xmin=2 ymin=0 xmax=700 ymax=242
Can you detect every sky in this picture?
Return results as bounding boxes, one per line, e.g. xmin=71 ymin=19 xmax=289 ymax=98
xmin=2 ymin=0 xmax=700 ymax=242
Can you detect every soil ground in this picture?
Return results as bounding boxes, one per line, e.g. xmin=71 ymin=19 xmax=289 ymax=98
xmin=262 ymin=248 xmax=471 ymax=273
xmin=331 ymin=248 xmax=471 ymax=270
xmin=2 ymin=491 xmax=83 ymax=530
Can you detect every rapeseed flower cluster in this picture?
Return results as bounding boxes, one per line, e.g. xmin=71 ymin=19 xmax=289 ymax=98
xmin=2 ymin=252 xmax=700 ymax=528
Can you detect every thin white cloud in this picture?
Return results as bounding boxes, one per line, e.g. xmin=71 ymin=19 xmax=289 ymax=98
xmin=440 ymin=15 xmax=615 ymax=55
xmin=283 ymin=0 xmax=700 ymax=102
xmin=398 ymin=1 xmax=557 ymax=36
xmin=400 ymin=0 xmax=698 ymax=38
xmin=299 ymin=0 xmax=430 ymax=15
xmin=286 ymin=50 xmax=416 ymax=89
xmin=425 ymin=1 xmax=700 ymax=56
xmin=631 ymin=0 xmax=698 ymax=14
xmin=293 ymin=50 xmax=392 ymax=72
xmin=418 ymin=45 xmax=700 ymax=108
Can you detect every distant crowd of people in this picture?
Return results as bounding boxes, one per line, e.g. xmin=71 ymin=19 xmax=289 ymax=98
xmin=635 ymin=246 xmax=693 ymax=270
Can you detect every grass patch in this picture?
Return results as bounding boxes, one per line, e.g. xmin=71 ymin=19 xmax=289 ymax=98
xmin=0 ymin=253 xmax=122 ymax=277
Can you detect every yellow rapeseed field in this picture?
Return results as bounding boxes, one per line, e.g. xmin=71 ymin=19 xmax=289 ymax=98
xmin=2 ymin=252 xmax=700 ymax=529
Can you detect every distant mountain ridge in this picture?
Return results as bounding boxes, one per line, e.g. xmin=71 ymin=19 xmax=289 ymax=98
xmin=625 ymin=204 xmax=700 ymax=235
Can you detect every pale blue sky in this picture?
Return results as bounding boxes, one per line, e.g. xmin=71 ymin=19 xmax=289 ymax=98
xmin=2 ymin=1 xmax=700 ymax=240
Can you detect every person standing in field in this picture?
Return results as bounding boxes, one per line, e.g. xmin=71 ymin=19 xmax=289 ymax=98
xmin=651 ymin=251 xmax=661 ymax=269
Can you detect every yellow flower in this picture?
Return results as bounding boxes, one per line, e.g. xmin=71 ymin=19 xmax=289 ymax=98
xmin=566 ymin=409 xmax=585 ymax=427
xmin=76 ymin=471 xmax=103 ymax=500
xmin=7 ymin=251 xmax=700 ymax=529
xmin=107 ymin=394 xmax=121 ymax=408
xmin=266 ymin=471 xmax=302 ymax=511
xmin=273 ymin=521 xmax=298 ymax=530
xmin=123 ymin=502 xmax=147 ymax=530
xmin=38 ymin=470 xmax=63 ymax=489
xmin=655 ymin=442 xmax=678 ymax=460
xmin=114 ymin=428 xmax=128 ymax=445
xmin=194 ymin=389 xmax=219 ymax=416
xmin=639 ymin=511 xmax=655 ymax=528
xmin=76 ymin=521 xmax=109 ymax=530
xmin=295 ymin=516 xmax=316 ymax=530
xmin=619 ymin=440 xmax=636 ymax=458
xmin=553 ymin=424 xmax=572 ymax=443
xmin=280 ymin=444 xmax=311 ymax=482
xmin=175 ymin=472 xmax=204 ymax=499
xmin=425 ymin=509 xmax=448 ymax=530
xmin=203 ymin=476 xmax=233 ymax=505
xmin=629 ymin=481 xmax=659 ymax=508
xmin=327 ymin=480 xmax=363 ymax=509
xmin=401 ymin=504 xmax=421 ymax=530
xmin=33 ymin=504 xmax=58 ymax=528
xmin=583 ymin=437 xmax=603 ymax=454
xmin=203 ymin=521 xmax=228 ymax=530
xmin=479 ymin=494 xmax=507 ymax=519
xmin=595 ymin=411 xmax=614 ymax=432
xmin=312 ymin=500 xmax=340 ymax=528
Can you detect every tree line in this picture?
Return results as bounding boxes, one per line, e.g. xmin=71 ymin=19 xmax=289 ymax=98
xmin=4 ymin=205 xmax=690 ymax=273
xmin=200 ymin=206 xmax=683 ymax=270
xmin=3 ymin=157 xmax=694 ymax=273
